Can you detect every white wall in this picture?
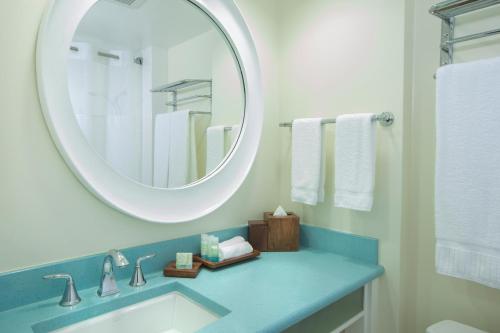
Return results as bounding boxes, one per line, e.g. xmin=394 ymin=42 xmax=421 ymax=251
xmin=275 ymin=0 xmax=407 ymax=332
xmin=0 ymin=0 xmax=281 ymax=272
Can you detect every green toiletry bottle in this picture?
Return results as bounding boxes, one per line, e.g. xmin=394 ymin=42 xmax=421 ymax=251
xmin=209 ymin=236 xmax=219 ymax=262
xmin=201 ymin=234 xmax=209 ymax=259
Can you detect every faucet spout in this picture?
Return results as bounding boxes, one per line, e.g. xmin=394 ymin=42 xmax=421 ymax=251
xmin=97 ymin=249 xmax=129 ymax=297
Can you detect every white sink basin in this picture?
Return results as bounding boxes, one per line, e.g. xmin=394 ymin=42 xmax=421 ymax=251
xmin=51 ymin=292 xmax=220 ymax=333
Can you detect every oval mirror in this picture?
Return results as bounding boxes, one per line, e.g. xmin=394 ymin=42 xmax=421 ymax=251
xmin=37 ymin=0 xmax=263 ymax=222
xmin=68 ymin=0 xmax=245 ymax=188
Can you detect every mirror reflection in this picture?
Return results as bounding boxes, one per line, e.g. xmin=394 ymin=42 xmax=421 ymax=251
xmin=67 ymin=0 xmax=245 ymax=188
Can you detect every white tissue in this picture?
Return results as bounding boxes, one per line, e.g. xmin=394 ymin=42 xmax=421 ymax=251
xmin=273 ymin=206 xmax=288 ymax=217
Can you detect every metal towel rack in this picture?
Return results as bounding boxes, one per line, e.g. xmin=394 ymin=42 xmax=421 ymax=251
xmin=151 ymin=79 xmax=212 ymax=112
xmin=430 ymin=0 xmax=500 ymax=66
xmin=278 ymin=112 xmax=395 ymax=128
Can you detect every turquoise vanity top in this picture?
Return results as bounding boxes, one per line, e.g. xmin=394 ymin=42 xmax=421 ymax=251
xmin=0 ymin=225 xmax=384 ymax=333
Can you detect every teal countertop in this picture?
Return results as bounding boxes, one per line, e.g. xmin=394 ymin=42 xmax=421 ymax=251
xmin=0 ymin=225 xmax=384 ymax=333
xmin=0 ymin=250 xmax=382 ymax=333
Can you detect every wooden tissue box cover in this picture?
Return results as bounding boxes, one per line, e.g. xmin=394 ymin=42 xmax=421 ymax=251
xmin=248 ymin=220 xmax=268 ymax=251
xmin=263 ymin=212 xmax=300 ymax=251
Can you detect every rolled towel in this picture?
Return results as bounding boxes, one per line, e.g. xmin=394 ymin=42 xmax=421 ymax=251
xmin=219 ymin=236 xmax=245 ymax=248
xmin=219 ymin=241 xmax=253 ymax=261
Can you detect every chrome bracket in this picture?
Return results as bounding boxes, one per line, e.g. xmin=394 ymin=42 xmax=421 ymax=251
xmin=440 ymin=17 xmax=455 ymax=66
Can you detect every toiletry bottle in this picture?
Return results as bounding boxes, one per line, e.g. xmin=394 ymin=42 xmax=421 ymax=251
xmin=201 ymin=234 xmax=209 ymax=259
xmin=209 ymin=236 xmax=219 ymax=262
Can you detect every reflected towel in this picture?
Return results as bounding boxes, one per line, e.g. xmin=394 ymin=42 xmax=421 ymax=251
xmin=218 ymin=241 xmax=253 ymax=261
xmin=291 ymin=118 xmax=325 ymax=205
xmin=168 ymin=110 xmax=190 ymax=187
xmin=153 ymin=113 xmax=172 ymax=187
xmin=435 ymin=57 xmax=500 ymax=289
xmin=334 ymin=113 xmax=376 ymax=211
xmin=190 ymin=114 xmax=211 ymax=181
xmin=206 ymin=126 xmax=226 ymax=174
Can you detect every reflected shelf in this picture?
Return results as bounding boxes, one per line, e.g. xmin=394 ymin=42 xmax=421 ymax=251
xmin=151 ymin=79 xmax=212 ymax=93
xmin=166 ymin=94 xmax=212 ymax=106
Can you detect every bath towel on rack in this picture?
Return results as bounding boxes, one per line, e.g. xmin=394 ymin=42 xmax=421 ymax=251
xmin=168 ymin=110 xmax=191 ymax=188
xmin=334 ymin=113 xmax=376 ymax=211
xmin=153 ymin=113 xmax=172 ymax=188
xmin=291 ymin=118 xmax=325 ymax=206
xmin=435 ymin=56 xmax=500 ymax=289
xmin=153 ymin=110 xmax=199 ymax=187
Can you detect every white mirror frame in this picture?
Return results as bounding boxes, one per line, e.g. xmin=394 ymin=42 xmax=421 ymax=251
xmin=36 ymin=0 xmax=263 ymax=223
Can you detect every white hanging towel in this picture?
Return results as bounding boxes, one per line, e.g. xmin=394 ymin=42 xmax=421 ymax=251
xmin=206 ymin=126 xmax=226 ymax=174
xmin=153 ymin=113 xmax=172 ymax=187
xmin=435 ymin=57 xmax=500 ymax=289
xmin=168 ymin=110 xmax=190 ymax=188
xmin=291 ymin=118 xmax=325 ymax=205
xmin=334 ymin=114 xmax=376 ymax=211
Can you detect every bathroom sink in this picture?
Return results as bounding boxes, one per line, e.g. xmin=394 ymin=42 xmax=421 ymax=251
xmin=51 ymin=291 xmax=220 ymax=333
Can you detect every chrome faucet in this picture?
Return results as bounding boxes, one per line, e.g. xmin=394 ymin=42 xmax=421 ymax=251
xmin=129 ymin=253 xmax=156 ymax=287
xmin=43 ymin=273 xmax=81 ymax=307
xmin=97 ymin=249 xmax=129 ymax=297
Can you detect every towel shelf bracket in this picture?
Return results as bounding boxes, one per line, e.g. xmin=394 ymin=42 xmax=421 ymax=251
xmin=430 ymin=0 xmax=500 ymax=66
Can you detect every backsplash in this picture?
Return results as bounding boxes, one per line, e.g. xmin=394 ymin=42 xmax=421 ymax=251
xmin=0 ymin=227 xmax=247 ymax=312
xmin=0 ymin=225 xmax=378 ymax=313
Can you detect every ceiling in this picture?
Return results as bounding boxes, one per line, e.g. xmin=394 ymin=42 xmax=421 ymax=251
xmin=74 ymin=0 xmax=217 ymax=51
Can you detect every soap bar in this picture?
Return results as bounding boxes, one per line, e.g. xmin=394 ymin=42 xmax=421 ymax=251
xmin=176 ymin=253 xmax=193 ymax=269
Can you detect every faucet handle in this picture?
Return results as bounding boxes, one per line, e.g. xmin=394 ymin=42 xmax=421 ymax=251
xmin=136 ymin=253 xmax=156 ymax=265
xmin=129 ymin=253 xmax=156 ymax=287
xmin=43 ymin=273 xmax=81 ymax=307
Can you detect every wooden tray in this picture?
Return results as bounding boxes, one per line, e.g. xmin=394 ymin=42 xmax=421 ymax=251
xmin=194 ymin=250 xmax=260 ymax=269
xmin=163 ymin=261 xmax=202 ymax=278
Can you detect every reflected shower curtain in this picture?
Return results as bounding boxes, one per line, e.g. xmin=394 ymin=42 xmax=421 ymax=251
xmin=67 ymin=43 xmax=143 ymax=183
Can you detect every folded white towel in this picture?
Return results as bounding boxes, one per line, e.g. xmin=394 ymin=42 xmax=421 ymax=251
xmin=334 ymin=114 xmax=376 ymax=211
xmin=291 ymin=118 xmax=325 ymax=205
xmin=435 ymin=57 xmax=500 ymax=289
xmin=219 ymin=236 xmax=245 ymax=248
xmin=219 ymin=241 xmax=253 ymax=261
xmin=206 ymin=126 xmax=226 ymax=174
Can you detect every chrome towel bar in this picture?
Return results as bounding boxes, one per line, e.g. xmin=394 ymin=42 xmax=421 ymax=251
xmin=278 ymin=112 xmax=395 ymax=128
